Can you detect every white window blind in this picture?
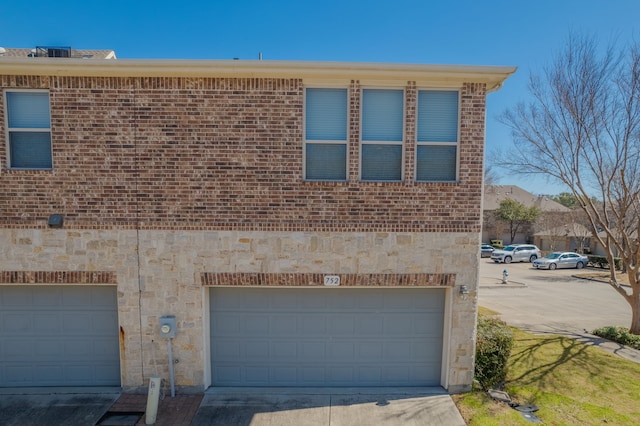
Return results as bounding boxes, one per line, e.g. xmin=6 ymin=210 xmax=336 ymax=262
xmin=416 ymin=90 xmax=458 ymax=181
xmin=304 ymin=88 xmax=348 ymax=181
xmin=361 ymin=89 xmax=403 ymax=181
xmin=6 ymin=91 xmax=52 ymax=169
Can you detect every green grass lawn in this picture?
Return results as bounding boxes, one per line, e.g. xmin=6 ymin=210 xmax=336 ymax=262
xmin=454 ymin=325 xmax=640 ymax=425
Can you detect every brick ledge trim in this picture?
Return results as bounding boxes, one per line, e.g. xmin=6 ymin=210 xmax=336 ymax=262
xmin=201 ymin=273 xmax=455 ymax=287
xmin=0 ymin=271 xmax=117 ymax=285
xmin=0 ymin=222 xmax=480 ymax=233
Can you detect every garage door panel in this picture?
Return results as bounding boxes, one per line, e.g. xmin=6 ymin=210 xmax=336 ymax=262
xmin=301 ymin=315 xmax=326 ymax=334
xmin=3 ymin=314 xmax=31 ymax=332
xmin=300 ymin=341 xmax=325 ymax=359
xmin=357 ymin=317 xmax=384 ymax=334
xmin=273 ymin=367 xmax=297 ymax=383
xmin=333 ymin=293 xmax=358 ymax=309
xmin=247 ymin=315 xmax=272 ymax=334
xmin=329 ymin=315 xmax=355 ymax=334
xmin=327 ymin=341 xmax=355 ymax=360
xmin=33 ymin=289 xmax=61 ymax=306
xmin=94 ymin=339 xmax=121 ymax=358
xmin=358 ymin=341 xmax=384 ymax=360
xmin=0 ymin=286 xmax=120 ymax=387
xmin=1 ymin=289 xmax=31 ymax=305
xmin=6 ymin=367 xmax=32 ymax=384
xmin=358 ymin=367 xmax=381 ymax=383
xmin=300 ymin=367 xmax=324 ymax=383
xmin=245 ymin=341 xmax=269 ymax=358
xmin=272 ymin=341 xmax=297 ymax=358
xmin=4 ymin=340 xmax=32 ymax=358
xmin=214 ymin=316 xmax=241 ymax=335
xmin=384 ymin=316 xmax=414 ymax=334
xmin=245 ymin=366 xmax=268 ymax=383
xmin=358 ymin=293 xmax=385 ymax=309
xmin=35 ymin=340 xmax=64 ymax=356
xmin=33 ymin=314 xmax=60 ymax=332
xmin=411 ymin=318 xmax=444 ymax=336
xmin=216 ymin=366 xmax=241 ymax=382
xmin=414 ymin=293 xmax=446 ymax=309
xmin=210 ymin=287 xmax=444 ymax=387
xmin=214 ymin=340 xmax=240 ymax=358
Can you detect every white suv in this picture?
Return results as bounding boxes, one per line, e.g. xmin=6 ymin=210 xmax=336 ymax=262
xmin=491 ymin=244 xmax=541 ymax=264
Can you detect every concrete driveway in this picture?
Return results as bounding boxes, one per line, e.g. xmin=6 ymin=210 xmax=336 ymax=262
xmin=0 ymin=387 xmax=465 ymax=426
xmin=479 ymin=259 xmax=631 ymax=333
xmin=479 ymin=259 xmax=640 ymax=363
xmin=192 ymin=387 xmax=465 ymax=426
xmin=0 ymin=388 xmax=120 ymax=426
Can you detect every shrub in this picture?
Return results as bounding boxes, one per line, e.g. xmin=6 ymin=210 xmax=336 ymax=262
xmin=475 ymin=315 xmax=514 ymax=390
xmin=587 ymin=255 xmax=622 ymax=270
xmin=593 ymin=326 xmax=640 ymax=350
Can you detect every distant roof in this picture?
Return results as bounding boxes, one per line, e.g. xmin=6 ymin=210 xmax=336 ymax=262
xmin=533 ymin=223 xmax=592 ymax=237
xmin=0 ymin=47 xmax=116 ymax=59
xmin=484 ymin=185 xmax=570 ymax=212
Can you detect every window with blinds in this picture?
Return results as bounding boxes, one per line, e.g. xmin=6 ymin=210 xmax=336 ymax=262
xmin=304 ymin=88 xmax=348 ymax=181
xmin=361 ymin=89 xmax=404 ymax=181
xmin=5 ymin=90 xmax=52 ymax=169
xmin=416 ymin=90 xmax=459 ymax=182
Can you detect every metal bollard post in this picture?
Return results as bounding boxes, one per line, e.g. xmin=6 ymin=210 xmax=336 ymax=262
xmin=502 ymin=269 xmax=509 ymax=284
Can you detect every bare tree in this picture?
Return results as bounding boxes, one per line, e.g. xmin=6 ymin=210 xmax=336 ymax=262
xmin=484 ymin=164 xmax=500 ymax=187
xmin=499 ymin=34 xmax=640 ymax=333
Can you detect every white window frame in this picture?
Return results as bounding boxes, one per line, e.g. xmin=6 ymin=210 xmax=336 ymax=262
xmin=415 ymin=89 xmax=460 ymax=182
xmin=303 ymin=86 xmax=349 ymax=181
xmin=360 ymin=87 xmax=405 ymax=182
xmin=4 ymin=89 xmax=53 ymax=170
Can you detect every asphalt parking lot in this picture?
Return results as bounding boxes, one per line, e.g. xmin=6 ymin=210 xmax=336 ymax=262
xmin=478 ymin=259 xmax=632 ymax=335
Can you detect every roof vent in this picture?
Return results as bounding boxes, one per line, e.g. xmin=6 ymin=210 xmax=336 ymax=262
xmin=34 ymin=46 xmax=72 ymax=58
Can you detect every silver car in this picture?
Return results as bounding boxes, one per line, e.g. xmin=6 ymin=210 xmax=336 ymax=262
xmin=491 ymin=244 xmax=541 ymax=263
xmin=533 ymin=252 xmax=589 ymax=270
xmin=481 ymin=244 xmax=495 ymax=258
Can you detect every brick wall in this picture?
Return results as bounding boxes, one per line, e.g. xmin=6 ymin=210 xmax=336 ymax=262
xmin=0 ymin=76 xmax=486 ymax=233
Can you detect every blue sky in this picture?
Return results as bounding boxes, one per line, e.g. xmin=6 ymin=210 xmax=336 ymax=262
xmin=2 ymin=0 xmax=639 ymax=195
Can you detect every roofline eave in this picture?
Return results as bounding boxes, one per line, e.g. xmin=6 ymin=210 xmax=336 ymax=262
xmin=0 ymin=58 xmax=516 ymax=91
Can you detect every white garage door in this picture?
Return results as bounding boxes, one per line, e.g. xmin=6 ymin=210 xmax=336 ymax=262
xmin=210 ymin=287 xmax=445 ymax=387
xmin=0 ymin=286 xmax=120 ymax=387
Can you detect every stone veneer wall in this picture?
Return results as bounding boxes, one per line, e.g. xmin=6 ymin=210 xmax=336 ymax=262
xmin=0 ymin=228 xmax=478 ymax=392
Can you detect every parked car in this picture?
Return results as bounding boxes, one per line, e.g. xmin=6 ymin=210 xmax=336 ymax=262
xmin=533 ymin=252 xmax=589 ymax=270
xmin=491 ymin=244 xmax=541 ymax=264
xmin=481 ymin=244 xmax=495 ymax=257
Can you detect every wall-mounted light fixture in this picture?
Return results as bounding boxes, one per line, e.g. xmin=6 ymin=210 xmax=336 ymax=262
xmin=48 ymin=214 xmax=64 ymax=228
xmin=459 ymin=285 xmax=470 ymax=300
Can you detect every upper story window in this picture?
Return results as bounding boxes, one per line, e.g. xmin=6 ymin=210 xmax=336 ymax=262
xmin=4 ymin=90 xmax=52 ymax=169
xmin=416 ymin=90 xmax=459 ymax=182
xmin=361 ymin=89 xmax=404 ymax=181
xmin=304 ymin=88 xmax=348 ymax=181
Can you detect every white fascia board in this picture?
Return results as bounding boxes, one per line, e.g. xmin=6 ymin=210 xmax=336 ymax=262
xmin=0 ymin=58 xmax=516 ymax=92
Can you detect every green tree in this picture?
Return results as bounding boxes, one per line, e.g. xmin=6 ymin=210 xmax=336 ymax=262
xmin=494 ymin=199 xmax=541 ymax=244
xmin=499 ymin=33 xmax=640 ymax=334
xmin=549 ymin=192 xmax=579 ymax=209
